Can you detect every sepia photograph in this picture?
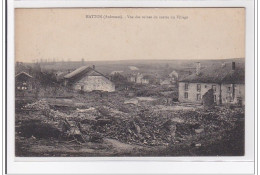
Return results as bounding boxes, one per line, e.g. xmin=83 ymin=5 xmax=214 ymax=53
xmin=14 ymin=8 xmax=245 ymax=157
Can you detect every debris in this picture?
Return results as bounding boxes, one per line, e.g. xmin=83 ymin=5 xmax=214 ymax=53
xmin=97 ymin=119 xmax=111 ymax=125
xmin=17 ymin=99 xmax=244 ymax=147
xmin=124 ymin=99 xmax=138 ymax=105
xmin=133 ymin=122 xmax=141 ymax=134
xmin=195 ymin=143 xmax=202 ymax=147
xmin=195 ymin=128 xmax=204 ymax=134
xmin=24 ymin=99 xmax=50 ymax=110
xmin=76 ymin=107 xmax=96 ymax=113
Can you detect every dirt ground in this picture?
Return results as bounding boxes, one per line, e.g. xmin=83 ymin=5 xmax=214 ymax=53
xmin=15 ymin=91 xmax=245 ymax=157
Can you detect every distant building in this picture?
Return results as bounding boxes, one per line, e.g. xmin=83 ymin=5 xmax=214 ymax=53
xmin=169 ymin=70 xmax=178 ymax=79
xmin=128 ymin=66 xmax=139 ymax=71
xmin=136 ymin=73 xmax=143 ymax=84
xmin=129 ymin=76 xmax=136 ymax=83
xmin=128 ymin=73 xmax=149 ymax=84
xmin=178 ymin=61 xmax=245 ymax=105
xmin=142 ymin=75 xmax=151 ymax=84
xmin=159 ymin=70 xmax=178 ymax=86
xmin=15 ymin=72 xmax=34 ymax=91
xmin=64 ymin=66 xmax=115 ymax=92
xmin=160 ymin=79 xmax=175 ymax=86
xmin=110 ymin=71 xmax=124 ymax=75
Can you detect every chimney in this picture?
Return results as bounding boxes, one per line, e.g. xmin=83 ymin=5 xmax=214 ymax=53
xmin=196 ymin=62 xmax=201 ymax=76
xmin=93 ymin=65 xmax=95 ymax=69
xmin=232 ymin=62 xmax=235 ymax=70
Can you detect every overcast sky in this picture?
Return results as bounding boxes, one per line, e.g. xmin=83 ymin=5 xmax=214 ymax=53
xmin=15 ymin=8 xmax=245 ymax=63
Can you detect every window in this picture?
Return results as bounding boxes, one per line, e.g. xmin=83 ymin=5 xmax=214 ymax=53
xmin=212 ymin=85 xmax=216 ymax=92
xmin=185 ymin=83 xmax=188 ymax=91
xmin=228 ymin=87 xmax=231 ymax=92
xmin=214 ymin=95 xmax=217 ymax=102
xmin=184 ymin=92 xmax=188 ymax=99
xmin=196 ymin=94 xmax=201 ymax=101
xmin=197 ymin=84 xmax=201 ymax=92
xmin=205 ymin=85 xmax=207 ymax=88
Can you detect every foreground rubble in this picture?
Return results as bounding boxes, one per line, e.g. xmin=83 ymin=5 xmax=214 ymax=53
xmin=15 ymin=96 xmax=244 ymax=156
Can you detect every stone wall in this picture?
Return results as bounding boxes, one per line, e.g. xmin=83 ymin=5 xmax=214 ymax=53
xmin=73 ymin=76 xmax=115 ymax=92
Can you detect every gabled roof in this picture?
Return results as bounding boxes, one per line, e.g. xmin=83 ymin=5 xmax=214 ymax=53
xmin=64 ymin=66 xmax=108 ymax=81
xmin=179 ymin=62 xmax=245 ymax=84
xmin=64 ymin=66 xmax=90 ymax=79
xmin=15 ymin=72 xmax=33 ymax=78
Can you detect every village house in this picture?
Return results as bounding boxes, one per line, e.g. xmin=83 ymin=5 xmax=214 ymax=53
xmin=178 ymin=61 xmax=245 ymax=105
xmin=128 ymin=73 xmax=149 ymax=84
xmin=169 ymin=70 xmax=179 ymax=79
xmin=64 ymin=65 xmax=115 ymax=92
xmin=159 ymin=70 xmax=178 ymax=86
xmin=15 ymin=72 xmax=34 ymax=91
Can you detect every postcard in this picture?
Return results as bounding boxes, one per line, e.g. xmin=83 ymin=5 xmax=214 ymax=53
xmin=14 ymin=8 xmax=246 ymax=157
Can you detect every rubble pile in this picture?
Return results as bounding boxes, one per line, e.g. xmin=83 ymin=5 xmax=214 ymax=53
xmin=92 ymin=114 xmax=174 ymax=146
xmin=24 ymin=100 xmax=50 ymax=111
xmin=18 ymin=99 xmax=244 ymax=147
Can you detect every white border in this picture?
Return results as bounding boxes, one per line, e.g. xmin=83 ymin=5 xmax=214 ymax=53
xmin=7 ymin=0 xmax=255 ymax=174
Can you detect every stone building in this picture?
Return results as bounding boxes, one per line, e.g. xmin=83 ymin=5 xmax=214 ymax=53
xmin=64 ymin=66 xmax=115 ymax=92
xmin=178 ymin=61 xmax=245 ymax=105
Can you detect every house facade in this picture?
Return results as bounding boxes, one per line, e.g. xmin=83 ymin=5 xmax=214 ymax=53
xmin=64 ymin=66 xmax=115 ymax=92
xmin=128 ymin=73 xmax=149 ymax=84
xmin=15 ymin=72 xmax=34 ymax=91
xmin=179 ymin=82 xmax=221 ymax=104
xmin=179 ymin=61 xmax=245 ymax=105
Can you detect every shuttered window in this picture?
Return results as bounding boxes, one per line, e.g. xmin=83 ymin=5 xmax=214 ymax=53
xmin=185 ymin=83 xmax=188 ymax=90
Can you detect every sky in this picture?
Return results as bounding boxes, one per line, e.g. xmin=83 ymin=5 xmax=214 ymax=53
xmin=15 ymin=8 xmax=245 ymax=63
